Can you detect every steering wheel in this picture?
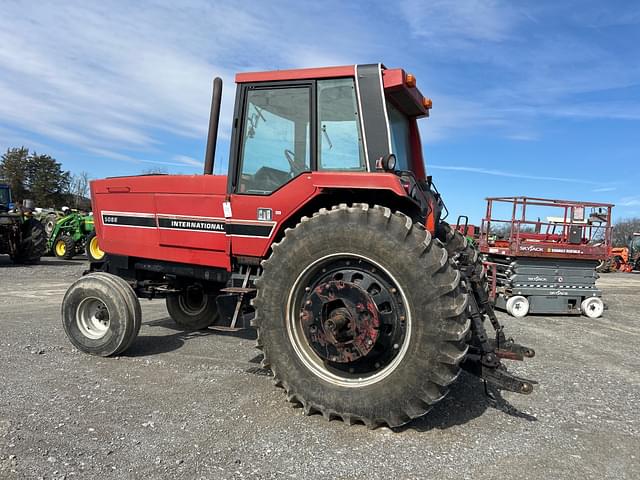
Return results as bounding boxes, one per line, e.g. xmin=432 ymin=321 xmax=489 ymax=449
xmin=284 ymin=149 xmax=306 ymax=176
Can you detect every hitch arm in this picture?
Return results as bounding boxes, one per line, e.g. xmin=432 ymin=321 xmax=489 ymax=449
xmin=480 ymin=365 xmax=535 ymax=395
xmin=487 ymin=338 xmax=536 ymax=361
xmin=462 ymin=359 xmax=536 ymax=395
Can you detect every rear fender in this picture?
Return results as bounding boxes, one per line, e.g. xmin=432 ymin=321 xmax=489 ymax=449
xmin=263 ymin=172 xmax=423 ymax=255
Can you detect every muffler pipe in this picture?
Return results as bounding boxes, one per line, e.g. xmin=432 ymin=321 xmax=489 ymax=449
xmin=204 ymin=77 xmax=223 ymax=175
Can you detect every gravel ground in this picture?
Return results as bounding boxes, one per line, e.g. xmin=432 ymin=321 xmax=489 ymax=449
xmin=0 ymin=256 xmax=639 ymax=479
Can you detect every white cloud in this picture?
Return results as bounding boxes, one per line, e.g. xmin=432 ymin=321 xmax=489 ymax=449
xmin=400 ymin=0 xmax=522 ymax=43
xmin=618 ymin=197 xmax=640 ymax=207
xmin=173 ymin=155 xmax=203 ymax=167
xmin=593 ymin=186 xmax=617 ymax=193
xmin=0 ymin=1 xmax=369 ymax=165
xmin=397 ymin=1 xmax=640 ymax=139
xmin=0 ymin=0 xmax=638 ymax=161
xmin=429 ymin=164 xmax=599 ymax=184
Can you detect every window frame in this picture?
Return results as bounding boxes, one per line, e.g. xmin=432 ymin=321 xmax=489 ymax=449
xmin=316 ymin=77 xmax=367 ymax=172
xmin=229 ymin=80 xmax=317 ymax=195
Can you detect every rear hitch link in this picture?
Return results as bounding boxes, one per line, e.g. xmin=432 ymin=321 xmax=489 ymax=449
xmin=458 ymin=259 xmax=537 ymax=395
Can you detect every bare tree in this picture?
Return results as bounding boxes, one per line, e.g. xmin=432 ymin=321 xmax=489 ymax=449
xmin=141 ymin=167 xmax=168 ymax=175
xmin=69 ymin=171 xmax=90 ymax=207
xmin=612 ymin=218 xmax=640 ymax=246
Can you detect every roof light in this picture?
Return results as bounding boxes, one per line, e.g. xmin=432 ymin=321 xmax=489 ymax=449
xmin=405 ymin=73 xmax=416 ymax=88
xmin=422 ymin=97 xmax=433 ymax=109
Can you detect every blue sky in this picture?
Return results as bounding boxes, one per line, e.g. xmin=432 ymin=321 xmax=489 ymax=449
xmin=0 ymin=0 xmax=638 ymax=222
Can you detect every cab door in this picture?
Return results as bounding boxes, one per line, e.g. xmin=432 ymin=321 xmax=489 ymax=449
xmin=228 ymin=77 xmax=367 ymax=258
xmin=229 ymin=82 xmax=314 ymax=257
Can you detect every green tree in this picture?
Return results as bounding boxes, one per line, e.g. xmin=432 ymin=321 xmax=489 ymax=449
xmin=0 ymin=147 xmax=29 ymax=202
xmin=24 ymin=153 xmax=71 ymax=207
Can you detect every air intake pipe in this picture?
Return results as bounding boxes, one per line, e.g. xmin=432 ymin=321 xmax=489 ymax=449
xmin=204 ymin=77 xmax=223 ymax=175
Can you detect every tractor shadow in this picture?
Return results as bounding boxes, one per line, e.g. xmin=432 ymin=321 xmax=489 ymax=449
xmin=119 ymin=315 xmax=537 ymax=431
xmin=0 ymin=256 xmax=80 ymax=267
xmin=123 ymin=316 xmax=257 ymax=357
xmin=395 ymin=371 xmax=537 ymax=432
xmin=38 ymin=258 xmax=83 ymax=267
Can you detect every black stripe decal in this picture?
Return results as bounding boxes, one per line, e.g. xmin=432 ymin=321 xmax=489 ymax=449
xmin=102 ymin=213 xmax=156 ymax=228
xmin=102 ymin=212 xmax=274 ymax=237
xmin=157 ymin=217 xmax=226 ymax=232
xmin=226 ymin=223 xmax=272 ymax=237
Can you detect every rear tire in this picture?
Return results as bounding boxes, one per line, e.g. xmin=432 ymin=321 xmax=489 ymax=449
xmin=62 ymin=273 xmax=140 ymax=356
xmin=54 ymin=235 xmax=75 ymax=259
xmin=44 ymin=213 xmax=58 ymax=238
xmin=253 ymin=204 xmax=469 ymax=428
xmin=11 ymin=218 xmax=46 ymax=264
xmin=166 ymin=285 xmax=219 ymax=330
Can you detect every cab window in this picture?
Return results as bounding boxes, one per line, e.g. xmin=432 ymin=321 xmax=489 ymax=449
xmin=239 ymin=86 xmax=310 ymax=194
xmin=386 ymin=101 xmax=411 ymax=171
xmin=317 ymin=78 xmax=365 ymax=171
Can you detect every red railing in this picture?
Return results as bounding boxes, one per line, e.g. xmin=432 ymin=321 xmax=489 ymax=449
xmin=478 ymin=197 xmax=613 ymax=260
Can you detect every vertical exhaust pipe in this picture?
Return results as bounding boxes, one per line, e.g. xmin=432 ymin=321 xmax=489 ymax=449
xmin=204 ymin=77 xmax=223 ymax=175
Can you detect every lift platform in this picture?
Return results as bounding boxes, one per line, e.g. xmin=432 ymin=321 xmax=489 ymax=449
xmin=478 ymin=197 xmax=614 ymax=318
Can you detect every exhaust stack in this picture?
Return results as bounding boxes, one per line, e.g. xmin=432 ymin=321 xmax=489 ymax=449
xmin=204 ymin=77 xmax=223 ymax=175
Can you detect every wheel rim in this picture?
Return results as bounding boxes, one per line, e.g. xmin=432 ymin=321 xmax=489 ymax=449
xmin=584 ymin=298 xmax=603 ymax=317
xmin=287 ymin=253 xmax=411 ymax=388
xmin=513 ymin=299 xmax=527 ymax=315
xmin=89 ymin=236 xmax=104 ymax=260
xmin=76 ymin=297 xmax=110 ymax=340
xmin=178 ymin=286 xmax=208 ymax=315
xmin=55 ymin=240 xmax=66 ymax=256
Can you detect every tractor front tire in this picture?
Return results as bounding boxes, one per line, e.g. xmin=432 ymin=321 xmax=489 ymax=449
xmin=11 ymin=218 xmax=46 ymax=264
xmin=86 ymin=232 xmax=105 ymax=262
xmin=62 ymin=273 xmax=140 ymax=356
xmin=253 ymin=204 xmax=469 ymax=428
xmin=166 ymin=285 xmax=220 ymax=330
xmin=54 ymin=235 xmax=75 ymax=259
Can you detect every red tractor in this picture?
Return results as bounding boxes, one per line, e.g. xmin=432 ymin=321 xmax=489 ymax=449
xmin=62 ymin=64 xmax=535 ymax=428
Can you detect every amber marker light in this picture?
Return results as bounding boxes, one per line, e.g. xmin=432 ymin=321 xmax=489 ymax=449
xmin=422 ymin=97 xmax=433 ymax=109
xmin=405 ymin=73 xmax=416 ymax=88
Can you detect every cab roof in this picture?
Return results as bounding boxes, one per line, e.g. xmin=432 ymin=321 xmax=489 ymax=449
xmin=235 ymin=63 xmax=430 ymax=118
xmin=235 ymin=64 xmax=409 ymax=88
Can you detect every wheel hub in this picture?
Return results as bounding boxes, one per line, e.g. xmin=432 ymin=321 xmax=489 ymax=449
xmin=300 ymin=280 xmax=381 ymax=363
xmin=288 ymin=255 xmax=410 ymax=386
xmin=76 ymin=297 xmax=110 ymax=340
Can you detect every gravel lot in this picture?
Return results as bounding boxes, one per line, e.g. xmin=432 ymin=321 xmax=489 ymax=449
xmin=1 ymin=256 xmax=638 ymax=479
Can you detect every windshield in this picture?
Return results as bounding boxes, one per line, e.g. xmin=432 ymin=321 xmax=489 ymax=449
xmin=0 ymin=186 xmax=10 ymax=206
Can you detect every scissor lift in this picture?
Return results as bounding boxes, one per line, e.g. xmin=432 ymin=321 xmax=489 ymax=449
xmin=478 ymin=197 xmax=613 ymax=318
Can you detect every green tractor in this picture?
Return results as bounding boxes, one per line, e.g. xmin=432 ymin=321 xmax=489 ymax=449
xmin=47 ymin=209 xmax=104 ymax=262
xmin=0 ymin=184 xmax=46 ymax=264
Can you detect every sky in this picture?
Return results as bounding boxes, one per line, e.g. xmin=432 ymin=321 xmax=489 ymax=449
xmin=0 ymin=0 xmax=639 ymax=222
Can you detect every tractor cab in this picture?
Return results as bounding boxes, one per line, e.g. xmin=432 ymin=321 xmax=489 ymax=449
xmin=219 ymin=64 xmax=440 ymax=230
xmin=226 ymin=64 xmax=431 ymax=189
xmin=0 ymin=184 xmax=14 ymax=211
